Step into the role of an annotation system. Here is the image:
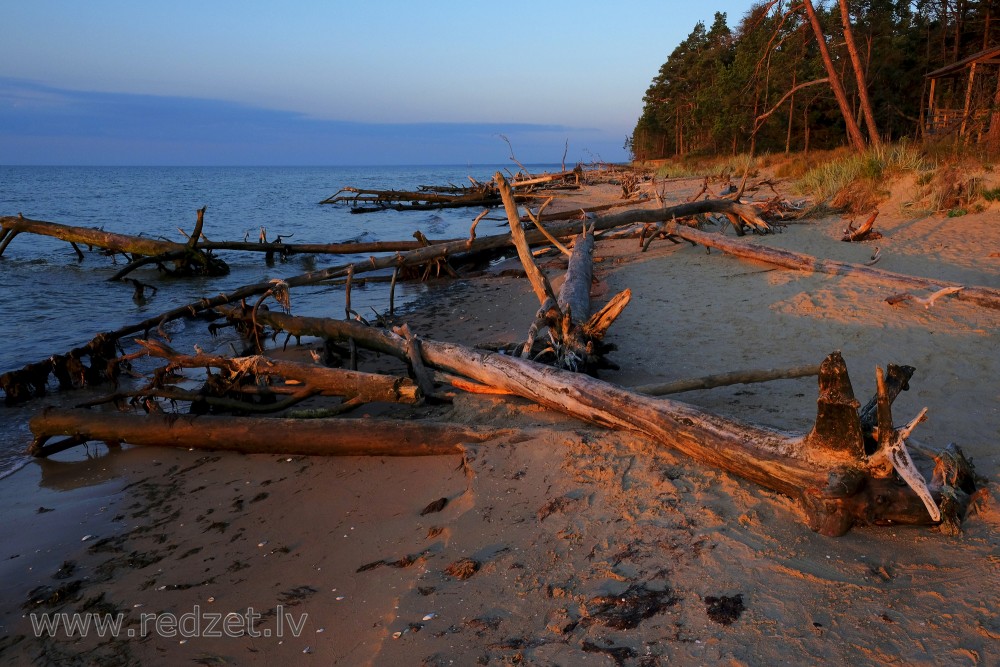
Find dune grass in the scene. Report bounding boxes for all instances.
[638,142,995,216]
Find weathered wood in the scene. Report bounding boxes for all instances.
[110,239,436,281]
[667,223,1000,310]
[558,224,595,322]
[234,310,968,535]
[393,324,436,397]
[841,210,881,242]
[521,199,638,223]
[523,199,571,256]
[497,174,557,306]
[803,352,866,463]
[139,339,422,406]
[0,214,188,258]
[632,364,821,396]
[497,173,628,372]
[0,198,808,404]
[887,286,965,308]
[320,184,496,206]
[0,212,229,277]
[858,363,915,451]
[510,169,581,188]
[29,409,509,458]
[187,206,207,249]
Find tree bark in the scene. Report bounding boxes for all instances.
[2,198,769,404]
[29,409,509,458]
[139,339,422,406]
[558,225,595,322]
[837,0,880,144]
[229,309,973,536]
[802,0,868,149]
[632,364,821,396]
[667,223,1000,310]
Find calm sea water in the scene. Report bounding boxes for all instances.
[0,164,557,480]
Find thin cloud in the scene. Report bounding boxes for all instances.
[0,79,622,165]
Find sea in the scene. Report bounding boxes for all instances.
[0,164,560,481]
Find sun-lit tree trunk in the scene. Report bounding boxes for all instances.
[786,68,797,154]
[837,0,880,144]
[803,0,867,150]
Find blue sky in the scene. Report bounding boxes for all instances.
[1,1,752,165]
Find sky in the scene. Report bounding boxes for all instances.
[0,1,753,166]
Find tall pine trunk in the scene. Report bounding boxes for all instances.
[838,0,880,144]
[803,0,867,150]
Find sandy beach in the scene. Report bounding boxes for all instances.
[1,172,998,666]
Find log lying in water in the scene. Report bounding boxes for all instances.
[1,197,771,405]
[0,211,444,280]
[0,213,186,258]
[0,209,230,277]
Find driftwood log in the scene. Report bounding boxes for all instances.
[29,410,511,459]
[0,212,445,280]
[1,209,229,277]
[666,223,1000,310]
[842,210,881,242]
[198,310,977,536]
[320,184,504,213]
[497,173,631,372]
[632,364,822,396]
[126,339,422,414]
[0,214,188,258]
[1,198,769,405]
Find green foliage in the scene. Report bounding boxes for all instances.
[631,1,999,160]
[798,143,928,199]
[980,187,1000,202]
[796,142,931,212]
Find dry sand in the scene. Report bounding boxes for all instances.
[1,174,998,666]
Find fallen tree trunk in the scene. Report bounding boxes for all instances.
[558,224,595,321]
[29,409,509,458]
[667,223,1000,310]
[110,238,443,280]
[632,364,822,396]
[0,212,230,277]
[137,339,421,409]
[1,212,446,280]
[320,185,496,205]
[0,198,774,404]
[510,169,581,188]
[229,309,976,536]
[521,199,639,223]
[0,214,185,258]
[497,174,630,371]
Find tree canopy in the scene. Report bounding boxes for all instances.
[630,0,1000,159]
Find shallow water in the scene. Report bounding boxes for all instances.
[0,164,553,479]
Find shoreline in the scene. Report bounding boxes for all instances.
[2,174,999,665]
